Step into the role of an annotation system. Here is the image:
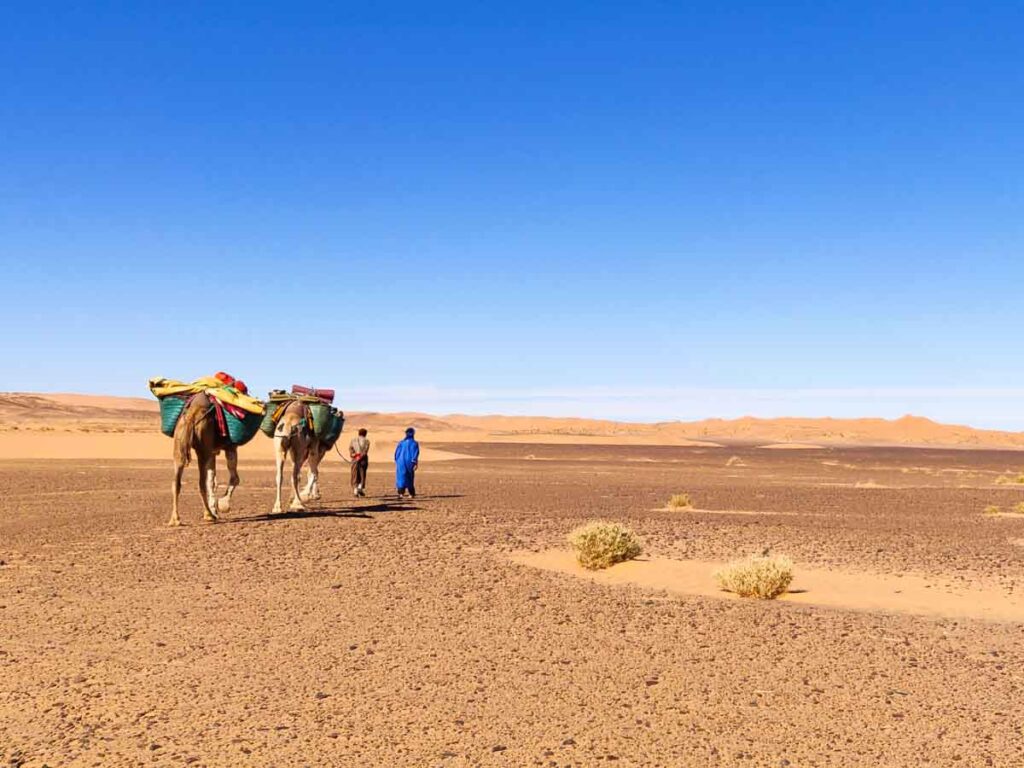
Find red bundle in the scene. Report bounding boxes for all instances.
[291,385,335,404]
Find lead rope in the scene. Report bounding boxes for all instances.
[333,442,352,463]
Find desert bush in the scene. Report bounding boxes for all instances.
[568,522,643,570]
[1013,502,1024,514]
[995,474,1024,485]
[984,505,1002,515]
[714,554,794,599]
[667,493,694,510]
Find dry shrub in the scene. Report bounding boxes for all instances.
[714,554,794,599]
[984,505,1002,515]
[995,474,1024,485]
[726,456,745,467]
[667,493,694,509]
[568,522,643,570]
[1014,502,1024,514]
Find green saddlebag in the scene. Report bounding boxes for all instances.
[158,395,189,437]
[308,403,333,441]
[259,392,296,437]
[320,409,345,449]
[225,409,263,446]
[259,406,280,437]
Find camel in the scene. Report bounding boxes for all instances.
[170,393,241,526]
[272,400,327,514]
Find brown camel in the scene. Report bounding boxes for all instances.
[272,400,325,514]
[170,393,240,526]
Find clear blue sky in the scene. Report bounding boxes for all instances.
[3,2,1023,427]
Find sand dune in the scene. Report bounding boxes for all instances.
[1,392,1023,451]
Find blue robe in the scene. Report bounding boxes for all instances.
[394,436,420,488]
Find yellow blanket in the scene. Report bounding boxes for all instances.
[148,377,265,415]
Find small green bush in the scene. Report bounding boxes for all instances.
[714,554,794,599]
[568,522,643,570]
[667,493,694,510]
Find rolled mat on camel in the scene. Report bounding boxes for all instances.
[259,385,345,448]
[148,374,266,446]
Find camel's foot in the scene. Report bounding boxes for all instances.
[272,502,283,515]
[216,496,231,514]
[203,509,219,523]
[168,516,182,527]
[288,499,306,512]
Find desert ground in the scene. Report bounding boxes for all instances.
[3,397,1024,766]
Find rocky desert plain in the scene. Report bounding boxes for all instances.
[2,393,1024,767]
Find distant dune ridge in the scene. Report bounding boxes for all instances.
[1,392,1023,451]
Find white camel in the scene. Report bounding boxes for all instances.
[271,400,327,513]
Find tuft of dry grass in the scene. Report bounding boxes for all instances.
[1014,502,1024,514]
[667,493,694,510]
[983,504,1002,515]
[714,553,794,599]
[994,474,1024,485]
[568,522,643,570]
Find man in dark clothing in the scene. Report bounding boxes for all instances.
[349,428,370,497]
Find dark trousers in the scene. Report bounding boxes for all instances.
[350,457,368,488]
[397,472,415,497]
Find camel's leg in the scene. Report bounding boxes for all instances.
[288,443,307,511]
[169,461,185,526]
[207,457,219,513]
[301,444,323,501]
[218,447,240,514]
[272,435,287,514]
[199,454,218,522]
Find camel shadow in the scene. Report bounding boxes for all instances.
[224,508,376,524]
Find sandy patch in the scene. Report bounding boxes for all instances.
[761,443,822,450]
[512,550,1024,623]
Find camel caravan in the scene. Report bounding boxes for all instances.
[148,374,344,525]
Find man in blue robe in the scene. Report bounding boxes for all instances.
[394,427,420,498]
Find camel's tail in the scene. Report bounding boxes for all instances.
[173,404,200,467]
